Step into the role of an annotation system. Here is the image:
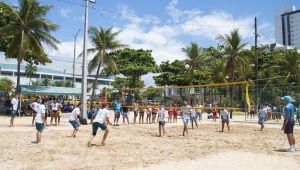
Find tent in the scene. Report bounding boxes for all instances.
[18,85,81,117]
[20,85,81,95]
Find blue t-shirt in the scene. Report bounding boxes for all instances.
[114,102,121,112]
[284,102,294,121]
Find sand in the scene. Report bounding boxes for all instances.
[0,112,299,170]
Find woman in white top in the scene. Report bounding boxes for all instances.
[220,107,230,132]
[31,97,40,126]
[50,98,59,126]
[87,102,112,147]
[10,94,20,127]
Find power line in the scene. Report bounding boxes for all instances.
[55,0,253,28]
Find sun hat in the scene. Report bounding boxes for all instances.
[280,96,296,102]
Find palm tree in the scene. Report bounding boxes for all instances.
[42,78,50,86]
[25,62,37,85]
[182,42,208,104]
[0,0,60,93]
[216,29,247,118]
[85,26,126,109]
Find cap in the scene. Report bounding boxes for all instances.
[281,96,296,102]
[102,102,108,108]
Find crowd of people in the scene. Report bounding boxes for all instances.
[5,93,297,152]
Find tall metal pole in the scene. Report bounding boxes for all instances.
[82,0,89,118]
[73,29,80,88]
[255,17,258,114]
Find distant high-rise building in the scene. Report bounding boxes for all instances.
[275,6,300,50]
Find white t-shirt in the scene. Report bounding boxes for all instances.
[11,98,18,111]
[69,108,80,121]
[51,102,59,111]
[93,108,109,124]
[259,108,267,118]
[36,104,45,123]
[191,109,197,117]
[32,102,40,112]
[157,108,165,121]
[182,105,191,120]
[220,109,229,120]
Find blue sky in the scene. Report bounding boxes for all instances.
[3,0,300,86]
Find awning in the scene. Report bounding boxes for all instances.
[20,85,81,95]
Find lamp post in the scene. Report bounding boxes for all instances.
[82,0,96,118]
[73,29,80,88]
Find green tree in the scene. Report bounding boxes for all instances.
[0,0,60,93]
[24,62,37,85]
[109,48,158,100]
[85,26,126,109]
[141,86,163,100]
[216,29,248,118]
[53,81,64,87]
[182,42,208,86]
[64,80,73,87]
[42,78,50,86]
[0,77,15,93]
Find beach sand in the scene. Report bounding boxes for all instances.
[0,112,299,170]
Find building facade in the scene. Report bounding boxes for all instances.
[0,63,114,98]
[275,6,300,50]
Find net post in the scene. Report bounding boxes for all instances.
[105,88,107,102]
[121,89,124,105]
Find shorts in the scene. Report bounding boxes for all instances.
[11,110,17,118]
[191,116,197,121]
[159,121,165,126]
[284,120,294,134]
[35,123,44,132]
[114,112,120,118]
[69,120,78,129]
[134,111,138,117]
[92,122,107,136]
[123,112,128,119]
[58,111,62,117]
[222,118,229,123]
[183,119,189,125]
[258,116,265,124]
[146,111,151,114]
[52,110,57,116]
[152,112,157,115]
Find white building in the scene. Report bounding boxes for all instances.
[275,5,300,50]
[0,63,115,98]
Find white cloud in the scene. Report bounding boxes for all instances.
[60,8,72,18]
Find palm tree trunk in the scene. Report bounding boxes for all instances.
[230,66,234,119]
[16,31,24,94]
[90,62,101,110]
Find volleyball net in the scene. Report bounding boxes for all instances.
[120,81,251,110]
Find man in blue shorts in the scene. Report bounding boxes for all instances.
[281,96,297,152]
[181,101,191,136]
[258,104,267,131]
[113,99,121,126]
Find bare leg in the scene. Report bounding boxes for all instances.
[159,125,161,136]
[32,113,36,126]
[87,134,95,147]
[72,128,78,137]
[102,129,109,145]
[37,132,42,144]
[226,121,230,131]
[10,117,14,127]
[162,126,165,136]
[191,120,194,129]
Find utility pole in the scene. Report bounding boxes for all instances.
[82,0,96,118]
[73,29,80,88]
[255,17,258,114]
[82,0,89,118]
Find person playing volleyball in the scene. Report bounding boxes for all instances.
[182,101,192,136]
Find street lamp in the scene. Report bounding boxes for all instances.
[82,0,96,118]
[73,29,81,88]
